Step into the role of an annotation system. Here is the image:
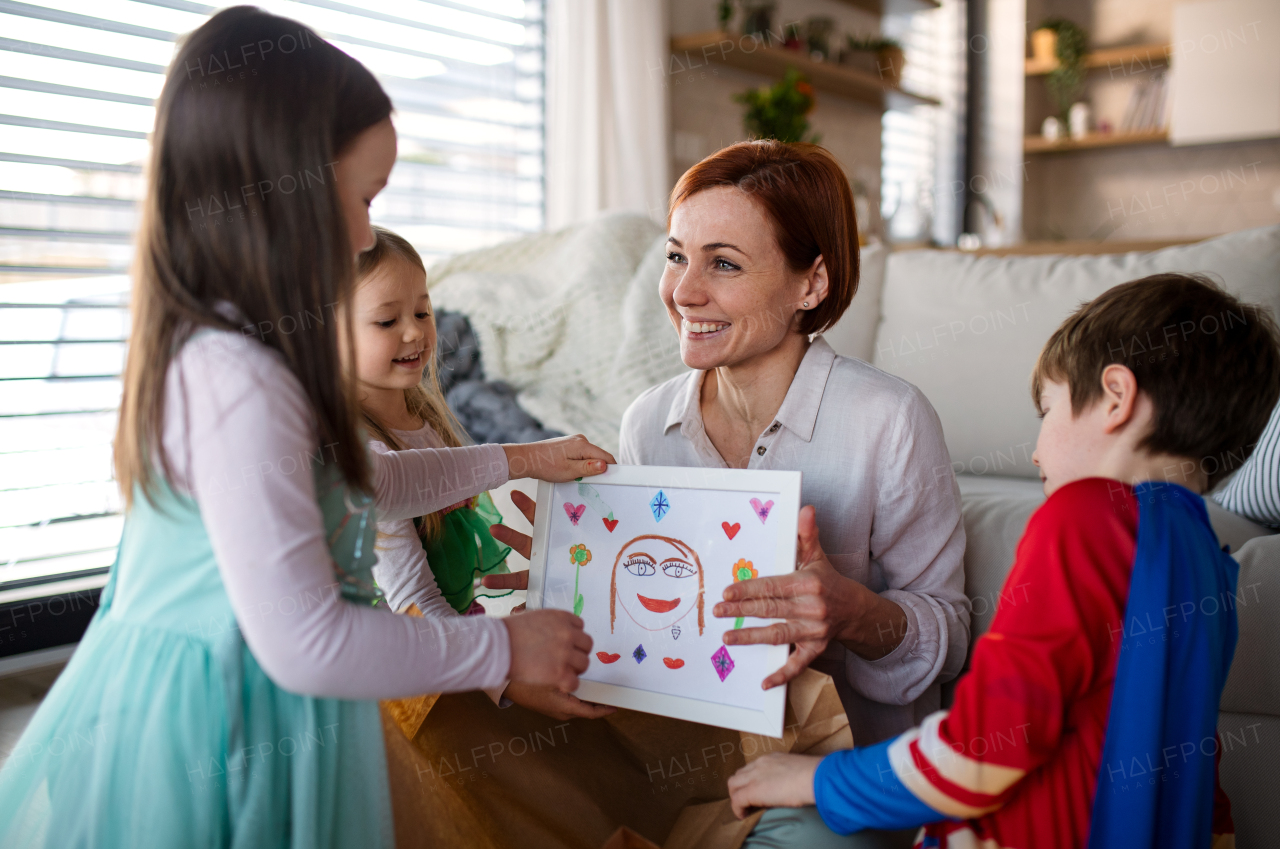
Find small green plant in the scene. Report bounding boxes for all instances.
[733,67,820,144]
[717,0,733,31]
[1040,18,1088,122]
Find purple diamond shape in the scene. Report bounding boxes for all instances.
[710,645,735,682]
[633,644,647,663]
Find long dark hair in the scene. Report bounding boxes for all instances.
[116,6,392,505]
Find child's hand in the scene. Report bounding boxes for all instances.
[503,608,593,693]
[503,680,616,721]
[727,753,822,819]
[502,435,616,482]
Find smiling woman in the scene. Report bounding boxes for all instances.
[619,140,971,755]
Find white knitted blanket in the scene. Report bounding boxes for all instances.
[427,213,687,454]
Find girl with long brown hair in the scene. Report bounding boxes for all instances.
[0,8,610,846]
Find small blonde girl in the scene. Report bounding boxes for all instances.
[351,227,510,617]
[350,226,616,721]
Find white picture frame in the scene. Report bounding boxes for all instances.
[525,464,802,737]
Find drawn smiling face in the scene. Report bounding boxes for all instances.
[610,535,704,635]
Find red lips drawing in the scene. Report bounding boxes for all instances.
[662,658,684,669]
[596,652,621,664]
[637,594,680,613]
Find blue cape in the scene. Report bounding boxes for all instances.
[1087,481,1238,848]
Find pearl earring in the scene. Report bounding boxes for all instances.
[802,301,809,308]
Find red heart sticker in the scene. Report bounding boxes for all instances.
[663,658,685,669]
[603,517,619,532]
[596,652,621,664]
[722,521,740,540]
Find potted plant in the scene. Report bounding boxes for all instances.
[717,0,734,32]
[805,16,836,61]
[782,21,803,51]
[842,35,905,86]
[1038,18,1088,123]
[739,0,776,38]
[733,67,820,143]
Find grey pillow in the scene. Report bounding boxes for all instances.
[434,308,563,445]
[1213,403,1280,528]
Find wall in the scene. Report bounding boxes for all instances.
[665,0,886,233]
[1021,0,1280,241]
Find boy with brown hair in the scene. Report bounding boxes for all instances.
[728,273,1280,848]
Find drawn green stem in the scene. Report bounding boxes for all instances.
[573,563,584,616]
[734,616,744,630]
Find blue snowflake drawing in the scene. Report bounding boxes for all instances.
[649,490,670,522]
[633,644,647,663]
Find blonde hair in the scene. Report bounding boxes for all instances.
[356,226,468,539]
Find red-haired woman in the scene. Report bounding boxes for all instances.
[617,140,968,843]
[482,141,965,847]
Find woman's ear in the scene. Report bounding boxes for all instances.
[800,255,830,311]
[1099,363,1139,434]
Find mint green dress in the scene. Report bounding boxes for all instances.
[0,465,393,848]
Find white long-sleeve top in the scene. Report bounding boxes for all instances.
[367,424,470,618]
[619,336,971,745]
[160,329,512,700]
[368,424,511,706]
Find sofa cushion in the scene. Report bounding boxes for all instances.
[1222,534,1280,718]
[1218,711,1280,849]
[873,225,1280,480]
[1219,534,1280,848]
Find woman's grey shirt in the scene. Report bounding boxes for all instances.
[618,336,970,744]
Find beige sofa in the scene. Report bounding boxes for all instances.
[433,217,1280,844]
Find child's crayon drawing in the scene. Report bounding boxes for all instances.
[543,480,787,710]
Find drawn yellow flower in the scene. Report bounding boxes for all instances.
[732,559,757,582]
[570,544,592,566]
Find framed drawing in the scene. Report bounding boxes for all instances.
[525,464,802,737]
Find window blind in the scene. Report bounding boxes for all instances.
[880,0,965,246]
[0,0,546,603]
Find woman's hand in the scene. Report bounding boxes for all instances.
[713,506,908,689]
[503,680,616,721]
[482,489,537,604]
[503,435,616,482]
[727,753,822,819]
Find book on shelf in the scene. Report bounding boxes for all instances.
[1119,72,1168,134]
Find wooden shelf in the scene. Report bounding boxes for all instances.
[1024,129,1168,153]
[670,31,940,110]
[1026,43,1171,76]
[831,0,940,13]
[963,237,1203,257]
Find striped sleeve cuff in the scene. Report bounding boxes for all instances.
[885,711,1024,819]
[813,736,947,835]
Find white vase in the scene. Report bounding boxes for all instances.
[1069,102,1091,139]
[1041,116,1061,141]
